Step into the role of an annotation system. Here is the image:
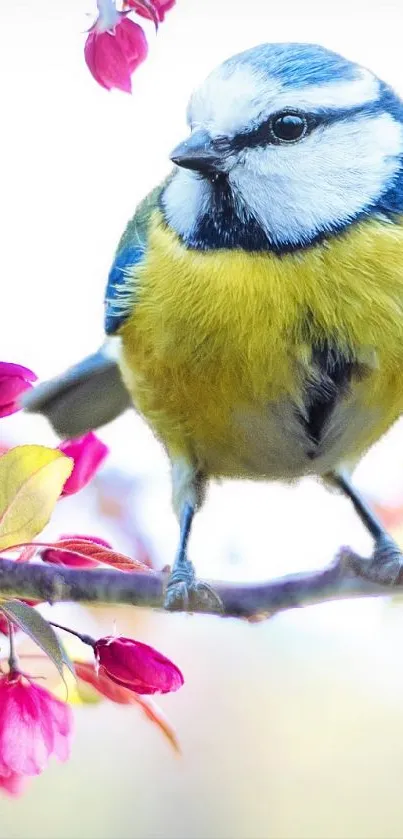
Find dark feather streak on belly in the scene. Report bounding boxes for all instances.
[300,342,359,457]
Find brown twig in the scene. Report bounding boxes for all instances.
[0,548,396,619]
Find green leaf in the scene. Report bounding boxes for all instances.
[0,599,75,680]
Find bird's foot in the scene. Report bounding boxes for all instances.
[349,534,403,585]
[164,560,223,613]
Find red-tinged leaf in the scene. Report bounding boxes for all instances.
[125,0,159,28]
[74,661,134,703]
[42,539,149,572]
[133,693,181,755]
[74,662,180,753]
[16,545,38,562]
[141,0,159,29]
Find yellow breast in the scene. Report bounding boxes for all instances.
[119,211,403,478]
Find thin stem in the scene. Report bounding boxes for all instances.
[8,623,19,672]
[49,621,95,648]
[96,0,120,30]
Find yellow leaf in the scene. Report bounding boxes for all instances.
[0,445,73,550]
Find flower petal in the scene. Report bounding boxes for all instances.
[84,31,112,90]
[0,771,29,797]
[0,363,37,417]
[59,432,108,496]
[0,681,50,775]
[0,676,73,778]
[85,29,132,93]
[114,18,148,74]
[0,363,37,382]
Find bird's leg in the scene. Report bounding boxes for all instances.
[164,502,198,608]
[164,460,222,612]
[332,470,403,585]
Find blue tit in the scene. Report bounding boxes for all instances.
[25,42,403,608]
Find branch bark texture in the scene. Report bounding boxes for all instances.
[0,549,396,619]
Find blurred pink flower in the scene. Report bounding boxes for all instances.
[0,771,29,797]
[95,635,184,695]
[0,362,37,418]
[125,0,175,23]
[59,432,108,496]
[85,0,148,93]
[41,534,112,568]
[0,673,73,778]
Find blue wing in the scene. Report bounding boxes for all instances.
[104,243,145,335]
[104,181,167,336]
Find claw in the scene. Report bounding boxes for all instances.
[189,581,223,613]
[164,565,223,613]
[349,534,403,585]
[164,580,191,611]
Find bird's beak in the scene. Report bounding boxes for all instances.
[170,129,224,176]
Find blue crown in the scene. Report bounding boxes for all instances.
[223,43,360,89]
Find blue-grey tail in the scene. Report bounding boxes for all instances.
[22,342,131,439]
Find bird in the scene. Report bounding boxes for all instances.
[24,41,403,608]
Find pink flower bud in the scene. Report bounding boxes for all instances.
[0,674,73,778]
[85,12,148,93]
[94,636,184,695]
[0,362,37,418]
[125,0,175,23]
[58,432,108,496]
[41,534,112,568]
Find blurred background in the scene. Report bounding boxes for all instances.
[3,0,403,836]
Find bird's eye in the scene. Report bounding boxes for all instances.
[271,112,307,143]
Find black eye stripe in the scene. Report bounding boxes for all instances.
[216,100,382,154]
[227,109,319,151]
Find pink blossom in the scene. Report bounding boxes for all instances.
[0,771,29,797]
[125,0,175,23]
[94,635,184,695]
[58,432,108,496]
[85,0,148,93]
[0,362,37,418]
[41,534,112,568]
[0,674,73,778]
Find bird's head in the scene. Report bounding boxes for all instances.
[161,43,403,253]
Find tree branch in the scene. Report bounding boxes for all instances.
[0,548,397,619]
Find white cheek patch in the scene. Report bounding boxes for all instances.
[162,171,211,239]
[163,114,403,249]
[189,64,379,139]
[230,112,403,246]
